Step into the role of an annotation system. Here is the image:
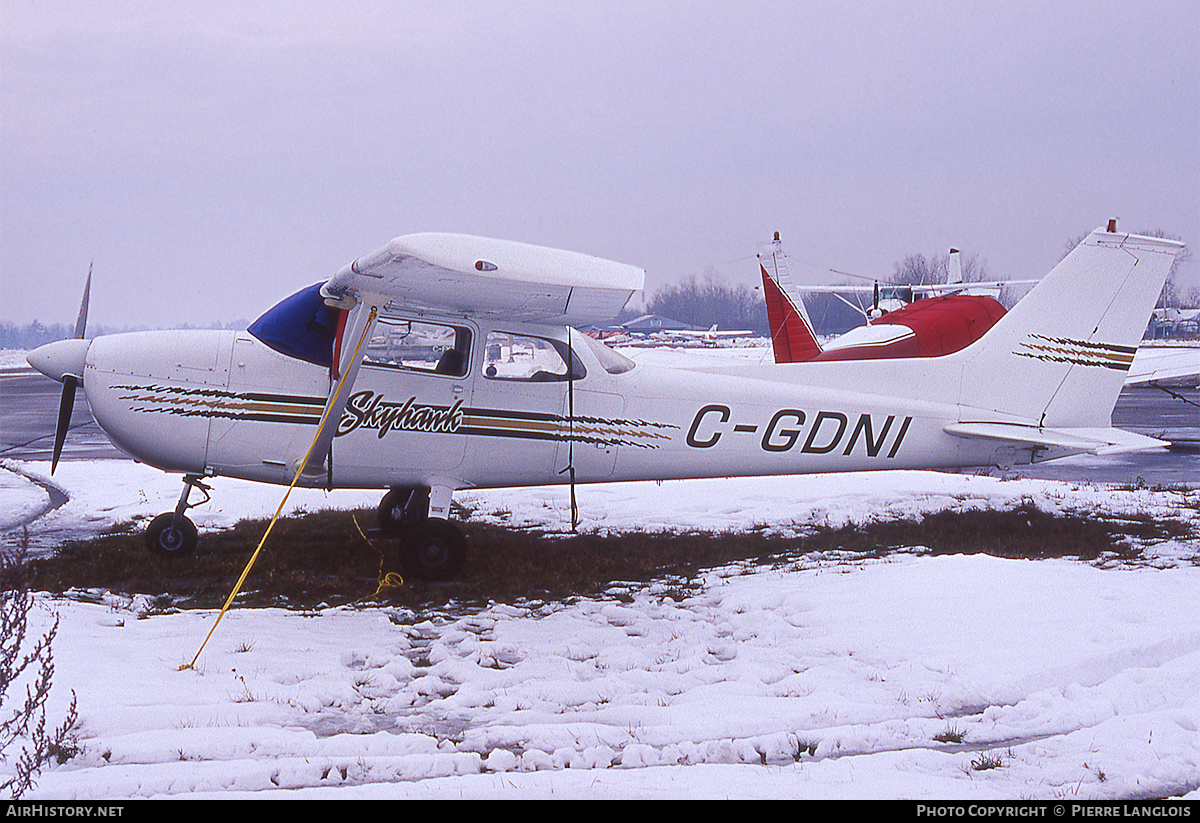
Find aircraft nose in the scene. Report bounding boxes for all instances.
[27,338,91,383]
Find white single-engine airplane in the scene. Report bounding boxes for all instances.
[27,224,1184,579]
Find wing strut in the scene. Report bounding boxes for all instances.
[300,296,382,482]
[557,326,579,532]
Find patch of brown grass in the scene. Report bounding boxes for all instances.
[22,502,1194,611]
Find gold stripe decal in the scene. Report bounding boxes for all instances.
[116,384,679,449]
[115,384,324,423]
[1013,334,1135,371]
[460,413,676,449]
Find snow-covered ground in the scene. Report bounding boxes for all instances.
[2,456,1199,799]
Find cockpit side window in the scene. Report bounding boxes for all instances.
[363,317,472,378]
[247,282,337,367]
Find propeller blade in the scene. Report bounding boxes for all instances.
[51,376,77,474]
[51,268,91,473]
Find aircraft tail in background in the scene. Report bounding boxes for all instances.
[758,232,822,362]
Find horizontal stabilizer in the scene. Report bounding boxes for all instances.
[944,422,1167,456]
[1125,347,1200,387]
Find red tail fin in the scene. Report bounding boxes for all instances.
[760,260,822,362]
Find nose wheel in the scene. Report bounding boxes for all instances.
[145,512,198,558]
[145,475,210,558]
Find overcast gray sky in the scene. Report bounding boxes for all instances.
[2,1,1197,329]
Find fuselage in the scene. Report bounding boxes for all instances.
[73,315,1019,494]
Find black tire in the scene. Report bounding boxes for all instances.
[400,520,466,581]
[378,487,429,533]
[145,512,198,558]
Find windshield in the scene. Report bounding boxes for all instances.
[247,282,337,367]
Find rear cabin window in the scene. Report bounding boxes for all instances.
[483,332,585,381]
[581,334,636,375]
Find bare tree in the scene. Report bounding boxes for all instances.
[647,268,766,332]
[890,254,943,285]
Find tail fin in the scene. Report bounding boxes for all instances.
[758,233,822,362]
[947,248,962,285]
[957,225,1184,429]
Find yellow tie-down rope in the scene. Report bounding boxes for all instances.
[180,306,378,671]
[352,512,405,602]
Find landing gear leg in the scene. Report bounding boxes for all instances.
[145,475,209,558]
[377,486,429,534]
[377,485,467,581]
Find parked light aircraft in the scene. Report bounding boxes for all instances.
[27,224,1184,579]
[758,227,1200,388]
[759,235,1010,362]
[658,324,755,346]
[779,239,1037,321]
[614,324,756,348]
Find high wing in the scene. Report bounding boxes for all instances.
[785,279,1040,297]
[297,233,645,479]
[320,232,644,325]
[779,240,1037,302]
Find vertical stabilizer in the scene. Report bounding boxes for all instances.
[947,248,962,285]
[758,233,823,362]
[957,225,1184,428]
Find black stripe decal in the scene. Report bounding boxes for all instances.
[114,384,326,406]
[1026,335,1137,355]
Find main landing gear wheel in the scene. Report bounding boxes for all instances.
[399,520,467,581]
[145,512,198,558]
[378,487,430,533]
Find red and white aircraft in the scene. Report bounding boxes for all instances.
[759,233,1025,363]
[28,224,1183,578]
[758,227,1199,388]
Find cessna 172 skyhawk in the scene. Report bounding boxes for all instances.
[27,224,1184,579]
